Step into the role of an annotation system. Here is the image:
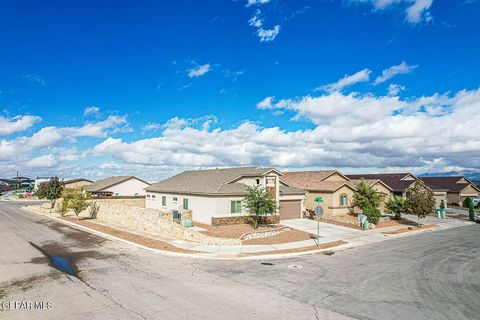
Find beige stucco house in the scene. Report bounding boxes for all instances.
[281,171,393,216]
[85,176,150,197]
[420,176,480,206]
[145,167,306,225]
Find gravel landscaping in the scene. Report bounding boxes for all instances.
[242,229,314,245]
[382,224,437,235]
[62,217,201,253]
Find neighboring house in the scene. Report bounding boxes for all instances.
[34,177,54,190]
[145,167,306,225]
[85,176,150,197]
[346,173,417,197]
[281,171,393,215]
[11,176,34,188]
[420,176,480,206]
[62,178,93,190]
[348,179,393,211]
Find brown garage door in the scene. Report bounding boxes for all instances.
[279,200,301,220]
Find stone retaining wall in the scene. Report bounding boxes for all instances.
[211,214,280,226]
[94,202,240,245]
[90,197,145,208]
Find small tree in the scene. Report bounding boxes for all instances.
[385,196,406,220]
[353,179,385,212]
[243,185,277,229]
[405,180,435,226]
[68,190,90,220]
[463,197,473,208]
[469,201,476,221]
[36,181,49,199]
[46,177,63,209]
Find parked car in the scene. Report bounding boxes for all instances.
[472,198,480,207]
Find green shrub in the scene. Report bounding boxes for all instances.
[57,199,69,217]
[363,207,381,224]
[385,196,406,220]
[469,202,476,221]
[463,197,472,208]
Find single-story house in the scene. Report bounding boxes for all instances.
[420,176,480,206]
[348,179,393,211]
[281,171,392,216]
[145,167,306,225]
[346,173,417,197]
[62,178,93,190]
[85,176,150,197]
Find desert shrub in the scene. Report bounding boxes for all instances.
[463,197,472,208]
[57,199,69,217]
[88,201,99,219]
[363,207,381,224]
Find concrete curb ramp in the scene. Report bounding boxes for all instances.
[23,206,350,260]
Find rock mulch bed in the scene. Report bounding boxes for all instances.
[382,224,437,235]
[242,229,315,245]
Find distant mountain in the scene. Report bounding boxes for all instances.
[419,170,480,185]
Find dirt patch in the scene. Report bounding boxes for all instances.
[376,218,416,228]
[244,240,348,256]
[63,218,201,254]
[382,224,437,235]
[194,222,284,239]
[242,229,314,245]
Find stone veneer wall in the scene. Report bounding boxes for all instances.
[94,202,240,245]
[211,214,280,226]
[90,197,145,208]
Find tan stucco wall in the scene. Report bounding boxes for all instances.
[371,183,392,211]
[460,185,479,197]
[305,185,355,216]
[323,173,348,182]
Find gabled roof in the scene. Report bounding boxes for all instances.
[279,185,306,195]
[281,170,348,189]
[420,176,480,193]
[62,178,93,185]
[146,167,280,195]
[345,173,416,193]
[349,179,393,191]
[85,176,150,192]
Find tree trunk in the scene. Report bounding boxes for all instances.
[417,215,420,226]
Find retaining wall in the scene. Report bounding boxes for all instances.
[94,201,240,245]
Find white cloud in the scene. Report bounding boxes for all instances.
[84,106,101,117]
[257,96,275,109]
[406,0,433,23]
[317,69,371,92]
[0,115,41,136]
[90,87,480,175]
[22,74,47,86]
[388,83,406,96]
[247,8,281,42]
[26,154,56,168]
[246,0,270,7]
[188,64,211,78]
[257,25,281,42]
[374,61,417,84]
[348,0,434,24]
[141,122,162,132]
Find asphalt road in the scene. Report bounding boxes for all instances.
[1,202,479,320]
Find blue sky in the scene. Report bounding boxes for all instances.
[1,0,479,180]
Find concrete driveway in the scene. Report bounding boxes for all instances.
[281,218,362,237]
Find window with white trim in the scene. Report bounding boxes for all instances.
[231,201,242,214]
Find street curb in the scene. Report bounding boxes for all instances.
[21,206,349,260]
